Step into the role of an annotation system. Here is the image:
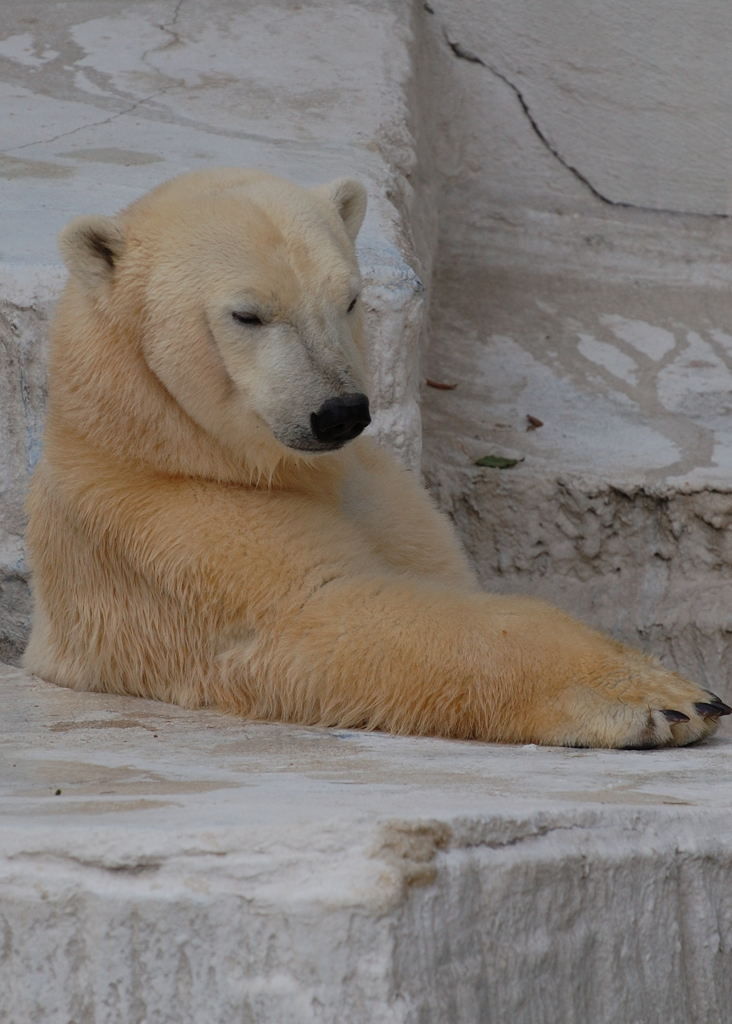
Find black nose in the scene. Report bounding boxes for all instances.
[311,393,371,445]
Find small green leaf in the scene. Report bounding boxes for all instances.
[474,455,519,469]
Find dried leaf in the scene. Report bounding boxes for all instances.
[474,455,519,469]
[526,414,543,430]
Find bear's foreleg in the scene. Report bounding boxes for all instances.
[218,579,724,748]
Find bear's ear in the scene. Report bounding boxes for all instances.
[58,215,126,290]
[312,178,367,243]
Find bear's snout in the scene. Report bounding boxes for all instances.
[310,394,371,446]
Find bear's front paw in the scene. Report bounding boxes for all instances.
[616,687,730,748]
[536,661,731,749]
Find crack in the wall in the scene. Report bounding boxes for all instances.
[170,0,187,26]
[444,33,730,221]
[1,0,351,160]
[6,91,174,153]
[5,0,188,156]
[153,0,188,52]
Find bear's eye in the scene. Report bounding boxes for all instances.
[347,295,359,313]
[232,311,263,326]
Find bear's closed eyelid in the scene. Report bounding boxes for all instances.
[347,295,359,313]
[232,310,265,326]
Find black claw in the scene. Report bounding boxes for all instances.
[705,693,732,715]
[694,701,732,719]
[711,702,732,716]
[661,709,690,725]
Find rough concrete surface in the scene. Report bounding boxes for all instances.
[3,662,732,1024]
[429,0,732,217]
[421,263,732,691]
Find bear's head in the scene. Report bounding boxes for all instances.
[53,169,371,483]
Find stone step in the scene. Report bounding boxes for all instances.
[422,260,732,696]
[414,0,732,695]
[3,662,732,1024]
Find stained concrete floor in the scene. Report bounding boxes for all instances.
[3,662,732,1023]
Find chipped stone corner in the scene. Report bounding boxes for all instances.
[373,818,452,889]
[358,237,427,472]
[0,277,59,665]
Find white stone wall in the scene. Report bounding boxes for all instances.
[422,0,732,217]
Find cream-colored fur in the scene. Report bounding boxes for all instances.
[24,168,728,747]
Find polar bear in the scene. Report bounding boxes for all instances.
[23,168,729,747]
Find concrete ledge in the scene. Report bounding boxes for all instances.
[421,257,732,695]
[2,663,732,1023]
